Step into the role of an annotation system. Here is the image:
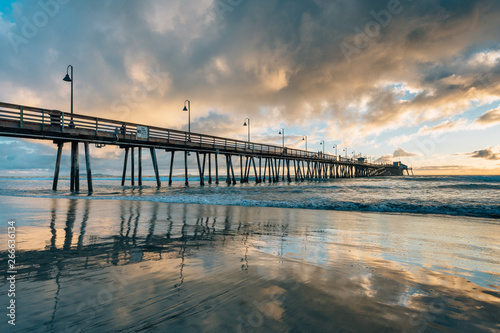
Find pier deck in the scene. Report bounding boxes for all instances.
[0,101,411,192]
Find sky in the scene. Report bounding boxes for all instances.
[0,0,499,176]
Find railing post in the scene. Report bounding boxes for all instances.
[167,129,170,143]
[20,106,24,128]
[41,109,45,131]
[95,118,98,135]
[61,113,64,132]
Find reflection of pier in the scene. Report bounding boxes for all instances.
[0,102,408,193]
[0,200,286,282]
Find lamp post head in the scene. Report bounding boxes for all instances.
[63,74,72,82]
[182,106,188,112]
[243,122,247,126]
[278,130,282,135]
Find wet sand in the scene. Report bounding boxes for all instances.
[0,197,499,332]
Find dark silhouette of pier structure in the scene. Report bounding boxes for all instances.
[0,101,411,192]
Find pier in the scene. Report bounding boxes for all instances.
[0,101,411,192]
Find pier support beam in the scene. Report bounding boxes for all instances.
[52,142,64,191]
[230,155,236,185]
[262,158,268,183]
[251,157,258,183]
[240,155,243,183]
[208,153,212,184]
[131,147,135,186]
[150,148,161,187]
[138,147,142,186]
[196,152,205,186]
[184,151,189,187]
[121,147,129,186]
[84,143,93,193]
[225,155,231,185]
[259,157,262,183]
[215,153,219,185]
[70,141,79,192]
[287,159,291,182]
[168,151,175,186]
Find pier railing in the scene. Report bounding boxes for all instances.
[0,101,385,167]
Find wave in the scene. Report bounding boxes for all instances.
[2,191,499,219]
[405,175,500,183]
[435,184,500,190]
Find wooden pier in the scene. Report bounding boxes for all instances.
[0,101,411,192]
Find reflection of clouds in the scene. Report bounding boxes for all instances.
[0,198,499,332]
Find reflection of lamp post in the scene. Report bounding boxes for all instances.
[182,100,191,134]
[63,65,74,127]
[278,128,285,147]
[243,118,250,142]
[302,136,308,151]
[320,140,325,155]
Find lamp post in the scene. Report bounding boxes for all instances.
[352,150,355,159]
[343,148,347,159]
[333,144,338,156]
[182,100,191,135]
[278,128,285,147]
[63,65,74,127]
[302,136,308,151]
[319,140,325,155]
[243,118,250,142]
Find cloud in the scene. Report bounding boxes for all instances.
[475,107,500,124]
[388,108,500,146]
[468,147,500,160]
[375,154,393,163]
[0,0,499,137]
[1,0,500,173]
[393,148,418,158]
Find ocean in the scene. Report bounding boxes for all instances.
[0,175,499,218]
[0,175,499,332]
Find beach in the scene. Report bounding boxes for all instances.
[1,196,499,332]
